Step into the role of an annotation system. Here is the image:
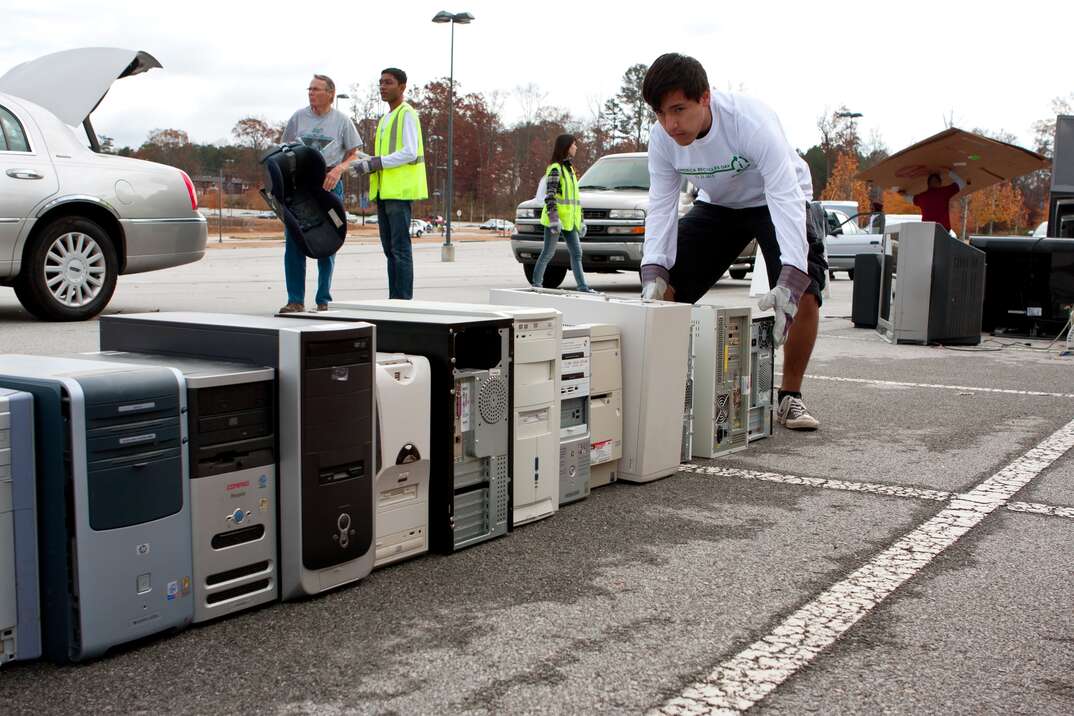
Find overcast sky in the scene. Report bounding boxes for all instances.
[2,0,1069,154]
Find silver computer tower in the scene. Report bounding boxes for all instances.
[375,353,431,567]
[84,353,278,623]
[559,325,591,505]
[692,305,752,458]
[1,389,40,665]
[99,313,376,600]
[0,356,194,662]
[682,318,699,463]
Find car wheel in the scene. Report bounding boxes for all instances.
[16,217,118,321]
[729,269,748,280]
[522,263,566,288]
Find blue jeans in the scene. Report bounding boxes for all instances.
[377,199,413,299]
[532,226,589,289]
[283,180,342,306]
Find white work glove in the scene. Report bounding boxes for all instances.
[579,221,588,239]
[548,217,562,238]
[758,265,811,347]
[640,264,670,302]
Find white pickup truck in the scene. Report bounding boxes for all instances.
[510,151,756,287]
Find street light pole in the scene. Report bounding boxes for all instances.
[433,10,474,263]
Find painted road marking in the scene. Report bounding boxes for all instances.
[1006,501,1074,520]
[661,418,1074,715]
[679,464,951,502]
[681,465,1074,521]
[788,373,1074,400]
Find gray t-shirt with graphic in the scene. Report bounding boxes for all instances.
[282,107,361,168]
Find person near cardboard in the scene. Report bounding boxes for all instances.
[900,171,967,231]
[638,53,826,431]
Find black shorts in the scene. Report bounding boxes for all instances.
[668,201,828,305]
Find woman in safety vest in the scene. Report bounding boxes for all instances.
[531,134,594,291]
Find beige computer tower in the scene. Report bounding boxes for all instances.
[336,300,561,527]
[568,323,621,489]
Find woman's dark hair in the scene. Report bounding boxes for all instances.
[550,134,576,165]
[642,53,709,112]
[381,67,407,85]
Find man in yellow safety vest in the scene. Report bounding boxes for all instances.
[354,67,428,299]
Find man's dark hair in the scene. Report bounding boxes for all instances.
[550,134,576,165]
[642,53,709,112]
[382,67,407,85]
[927,172,942,185]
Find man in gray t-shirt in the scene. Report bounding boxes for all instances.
[278,74,361,313]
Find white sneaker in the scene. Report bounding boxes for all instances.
[777,394,820,431]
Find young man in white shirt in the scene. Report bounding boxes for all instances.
[639,53,826,430]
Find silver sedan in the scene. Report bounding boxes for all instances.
[0,48,207,321]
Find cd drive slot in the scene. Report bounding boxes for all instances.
[318,461,365,485]
[211,525,266,550]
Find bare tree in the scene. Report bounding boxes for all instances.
[514,83,548,126]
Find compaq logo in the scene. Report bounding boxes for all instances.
[226,480,251,491]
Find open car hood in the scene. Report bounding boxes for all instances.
[0,48,161,127]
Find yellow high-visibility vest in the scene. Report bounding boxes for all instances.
[540,162,582,231]
[370,102,428,201]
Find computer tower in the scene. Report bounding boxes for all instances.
[85,353,277,623]
[559,325,591,505]
[852,253,882,328]
[490,289,689,484]
[749,317,775,443]
[1,389,39,665]
[691,305,752,458]
[681,320,698,463]
[99,313,375,600]
[583,324,622,489]
[278,309,512,554]
[0,356,193,662]
[970,237,1074,338]
[877,222,986,345]
[374,353,431,567]
[337,299,560,528]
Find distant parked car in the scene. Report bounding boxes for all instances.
[480,218,514,232]
[0,48,207,320]
[409,219,426,237]
[825,212,922,278]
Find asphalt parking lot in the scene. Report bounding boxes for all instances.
[1,239,1072,715]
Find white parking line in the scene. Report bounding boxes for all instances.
[1006,501,1074,520]
[661,418,1074,715]
[795,373,1074,400]
[679,464,951,502]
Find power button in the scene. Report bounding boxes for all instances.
[233,509,245,524]
[337,513,351,531]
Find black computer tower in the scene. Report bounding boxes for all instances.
[99,313,375,600]
[279,309,513,555]
[852,253,882,328]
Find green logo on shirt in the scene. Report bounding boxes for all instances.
[680,155,752,176]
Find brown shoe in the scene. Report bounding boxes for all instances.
[278,302,305,314]
[315,304,329,312]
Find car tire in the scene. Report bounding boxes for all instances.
[729,269,748,280]
[15,217,118,321]
[522,263,566,288]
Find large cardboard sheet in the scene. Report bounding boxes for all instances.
[856,128,1047,197]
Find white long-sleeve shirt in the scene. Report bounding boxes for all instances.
[375,108,421,169]
[644,92,813,273]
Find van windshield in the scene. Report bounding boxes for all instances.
[578,157,651,191]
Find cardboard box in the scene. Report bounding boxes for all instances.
[857,128,1048,197]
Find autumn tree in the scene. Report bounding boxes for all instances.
[816,106,861,178]
[821,151,870,213]
[231,116,278,152]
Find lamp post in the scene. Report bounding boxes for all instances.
[335,93,350,111]
[217,158,234,244]
[432,10,474,263]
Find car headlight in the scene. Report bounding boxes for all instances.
[516,208,540,219]
[608,209,645,219]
